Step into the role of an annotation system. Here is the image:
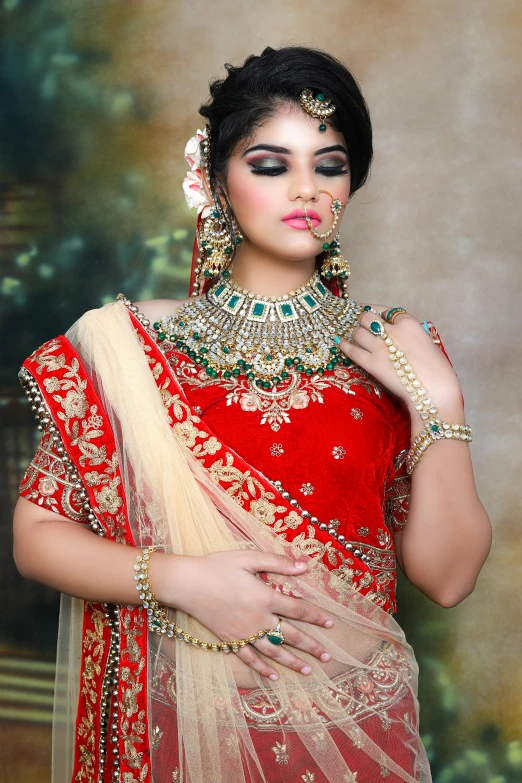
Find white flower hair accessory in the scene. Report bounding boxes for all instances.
[182,127,212,218]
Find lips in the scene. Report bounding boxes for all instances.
[282,208,321,230]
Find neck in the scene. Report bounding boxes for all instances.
[229,241,317,297]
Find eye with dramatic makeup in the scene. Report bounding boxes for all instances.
[247,156,349,177]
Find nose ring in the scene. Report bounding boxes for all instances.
[303,190,348,240]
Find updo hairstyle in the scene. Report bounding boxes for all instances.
[198,45,373,201]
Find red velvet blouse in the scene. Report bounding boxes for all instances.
[19,319,451,615]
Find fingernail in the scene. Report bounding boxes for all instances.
[333,335,341,345]
[294,561,306,570]
[320,652,331,662]
[324,619,333,628]
[269,673,278,680]
[301,665,312,675]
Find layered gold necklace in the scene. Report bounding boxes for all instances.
[154,269,364,389]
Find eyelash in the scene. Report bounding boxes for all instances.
[248,164,348,178]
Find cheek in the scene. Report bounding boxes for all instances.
[227,169,277,222]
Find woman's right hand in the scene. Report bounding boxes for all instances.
[153,550,333,681]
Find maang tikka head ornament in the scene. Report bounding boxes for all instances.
[299,88,337,132]
[183,124,243,295]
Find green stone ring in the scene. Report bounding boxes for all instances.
[369,319,386,337]
[265,618,285,645]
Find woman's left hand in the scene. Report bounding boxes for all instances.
[336,305,462,412]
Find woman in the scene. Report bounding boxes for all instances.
[13,46,492,783]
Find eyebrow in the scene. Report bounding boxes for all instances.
[241,143,348,157]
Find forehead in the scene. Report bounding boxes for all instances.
[237,102,346,154]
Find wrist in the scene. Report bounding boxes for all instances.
[148,552,195,612]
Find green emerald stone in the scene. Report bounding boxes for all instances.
[297,364,304,372]
[316,282,326,295]
[252,302,265,317]
[326,362,334,370]
[266,354,272,361]
[247,372,255,381]
[266,632,284,645]
[232,368,241,376]
[284,358,293,367]
[363,305,371,312]
[227,295,240,309]
[224,247,232,255]
[235,236,243,245]
[212,209,220,218]
[322,242,329,250]
[214,283,226,297]
[281,371,289,379]
[281,303,293,317]
[370,321,381,333]
[431,424,439,432]
[329,346,337,354]
[158,332,166,341]
[223,269,231,279]
[223,370,232,378]
[316,92,325,101]
[223,345,230,354]
[304,294,317,308]
[319,123,327,132]
[153,322,160,330]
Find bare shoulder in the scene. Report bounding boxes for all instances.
[134,298,192,324]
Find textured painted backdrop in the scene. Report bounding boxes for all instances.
[1,0,520,780]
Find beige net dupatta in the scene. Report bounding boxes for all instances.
[63,301,432,783]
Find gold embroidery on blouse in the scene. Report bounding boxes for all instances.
[172,360,383,431]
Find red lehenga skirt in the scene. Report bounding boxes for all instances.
[18,298,436,783]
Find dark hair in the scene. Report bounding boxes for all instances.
[199,45,373,198]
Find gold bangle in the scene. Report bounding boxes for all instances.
[134,548,269,653]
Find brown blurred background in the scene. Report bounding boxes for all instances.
[1,1,520,780]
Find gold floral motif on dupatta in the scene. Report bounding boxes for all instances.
[75,605,110,782]
[119,609,149,779]
[172,359,384,431]
[150,641,409,734]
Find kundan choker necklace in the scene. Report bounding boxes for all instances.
[154,269,364,390]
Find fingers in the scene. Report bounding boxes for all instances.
[236,643,280,681]
[245,551,308,576]
[250,619,331,676]
[272,593,334,629]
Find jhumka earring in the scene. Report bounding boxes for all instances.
[194,123,243,283]
[303,191,351,297]
[299,88,336,132]
[197,209,243,281]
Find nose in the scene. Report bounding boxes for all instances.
[287,162,320,204]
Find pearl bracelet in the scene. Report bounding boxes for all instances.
[134,547,267,653]
[406,418,473,475]
[367,317,473,475]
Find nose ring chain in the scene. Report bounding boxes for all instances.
[303,190,347,240]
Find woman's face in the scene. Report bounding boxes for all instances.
[222,103,351,262]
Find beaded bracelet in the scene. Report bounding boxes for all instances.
[406,419,473,475]
[134,547,268,653]
[367,318,473,475]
